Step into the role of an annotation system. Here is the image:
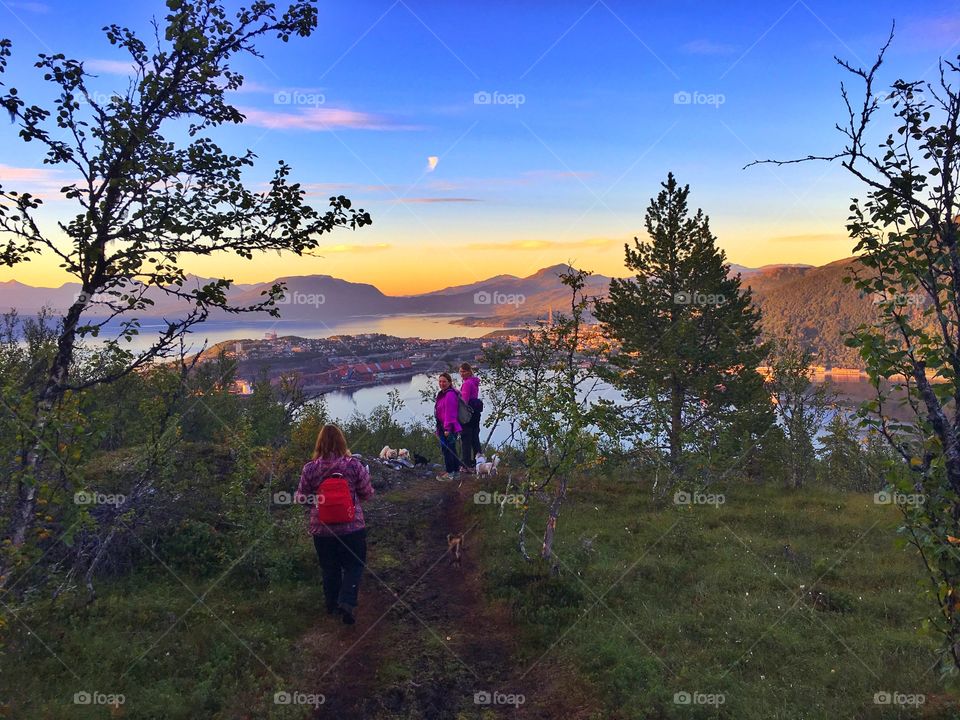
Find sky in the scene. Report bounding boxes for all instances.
[0,0,958,294]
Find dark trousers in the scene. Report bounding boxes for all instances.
[461,414,482,466]
[439,431,461,473]
[312,528,367,612]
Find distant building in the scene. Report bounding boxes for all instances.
[229,379,253,395]
[299,359,414,387]
[337,359,413,381]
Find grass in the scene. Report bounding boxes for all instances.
[4,473,957,718]
[0,479,469,719]
[466,476,958,719]
[0,544,323,720]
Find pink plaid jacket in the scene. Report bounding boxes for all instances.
[294,455,374,536]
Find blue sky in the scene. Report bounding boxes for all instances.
[0,0,957,292]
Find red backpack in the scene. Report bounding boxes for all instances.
[315,473,356,524]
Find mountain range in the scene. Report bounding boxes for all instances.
[0,265,612,322]
[1,258,877,366]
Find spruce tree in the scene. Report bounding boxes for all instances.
[595,173,771,476]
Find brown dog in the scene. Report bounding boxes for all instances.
[447,533,464,567]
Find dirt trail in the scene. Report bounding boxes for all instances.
[295,474,599,719]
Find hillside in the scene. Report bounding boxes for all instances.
[0,265,615,322]
[1,258,899,367]
[454,258,888,367]
[743,258,877,367]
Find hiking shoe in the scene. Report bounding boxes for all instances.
[339,607,356,625]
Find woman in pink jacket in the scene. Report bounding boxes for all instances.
[294,424,374,625]
[459,362,482,470]
[434,372,462,481]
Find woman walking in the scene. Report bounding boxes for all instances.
[459,363,483,471]
[295,424,374,625]
[434,372,462,481]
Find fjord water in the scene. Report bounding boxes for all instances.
[90,314,501,352]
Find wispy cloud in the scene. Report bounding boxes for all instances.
[300,182,404,196]
[768,232,847,243]
[680,39,738,55]
[312,242,391,254]
[292,169,594,202]
[7,1,49,13]
[0,164,77,200]
[392,197,481,204]
[466,237,616,251]
[299,185,481,203]
[425,169,596,193]
[901,16,960,48]
[238,106,421,131]
[292,170,595,199]
[0,164,57,182]
[520,169,597,182]
[84,58,137,75]
[236,80,281,93]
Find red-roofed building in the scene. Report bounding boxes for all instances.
[336,359,412,380]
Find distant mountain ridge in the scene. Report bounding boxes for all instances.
[741,257,878,367]
[730,263,814,277]
[0,264,613,319]
[1,258,879,366]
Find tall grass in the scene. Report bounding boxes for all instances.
[467,476,955,719]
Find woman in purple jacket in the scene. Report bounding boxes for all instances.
[459,362,482,470]
[434,372,462,481]
[294,424,374,625]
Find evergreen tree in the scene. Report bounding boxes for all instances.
[766,341,833,488]
[818,415,889,492]
[595,173,772,476]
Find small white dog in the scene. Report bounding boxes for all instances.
[476,454,500,478]
[379,446,409,461]
[379,445,398,460]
